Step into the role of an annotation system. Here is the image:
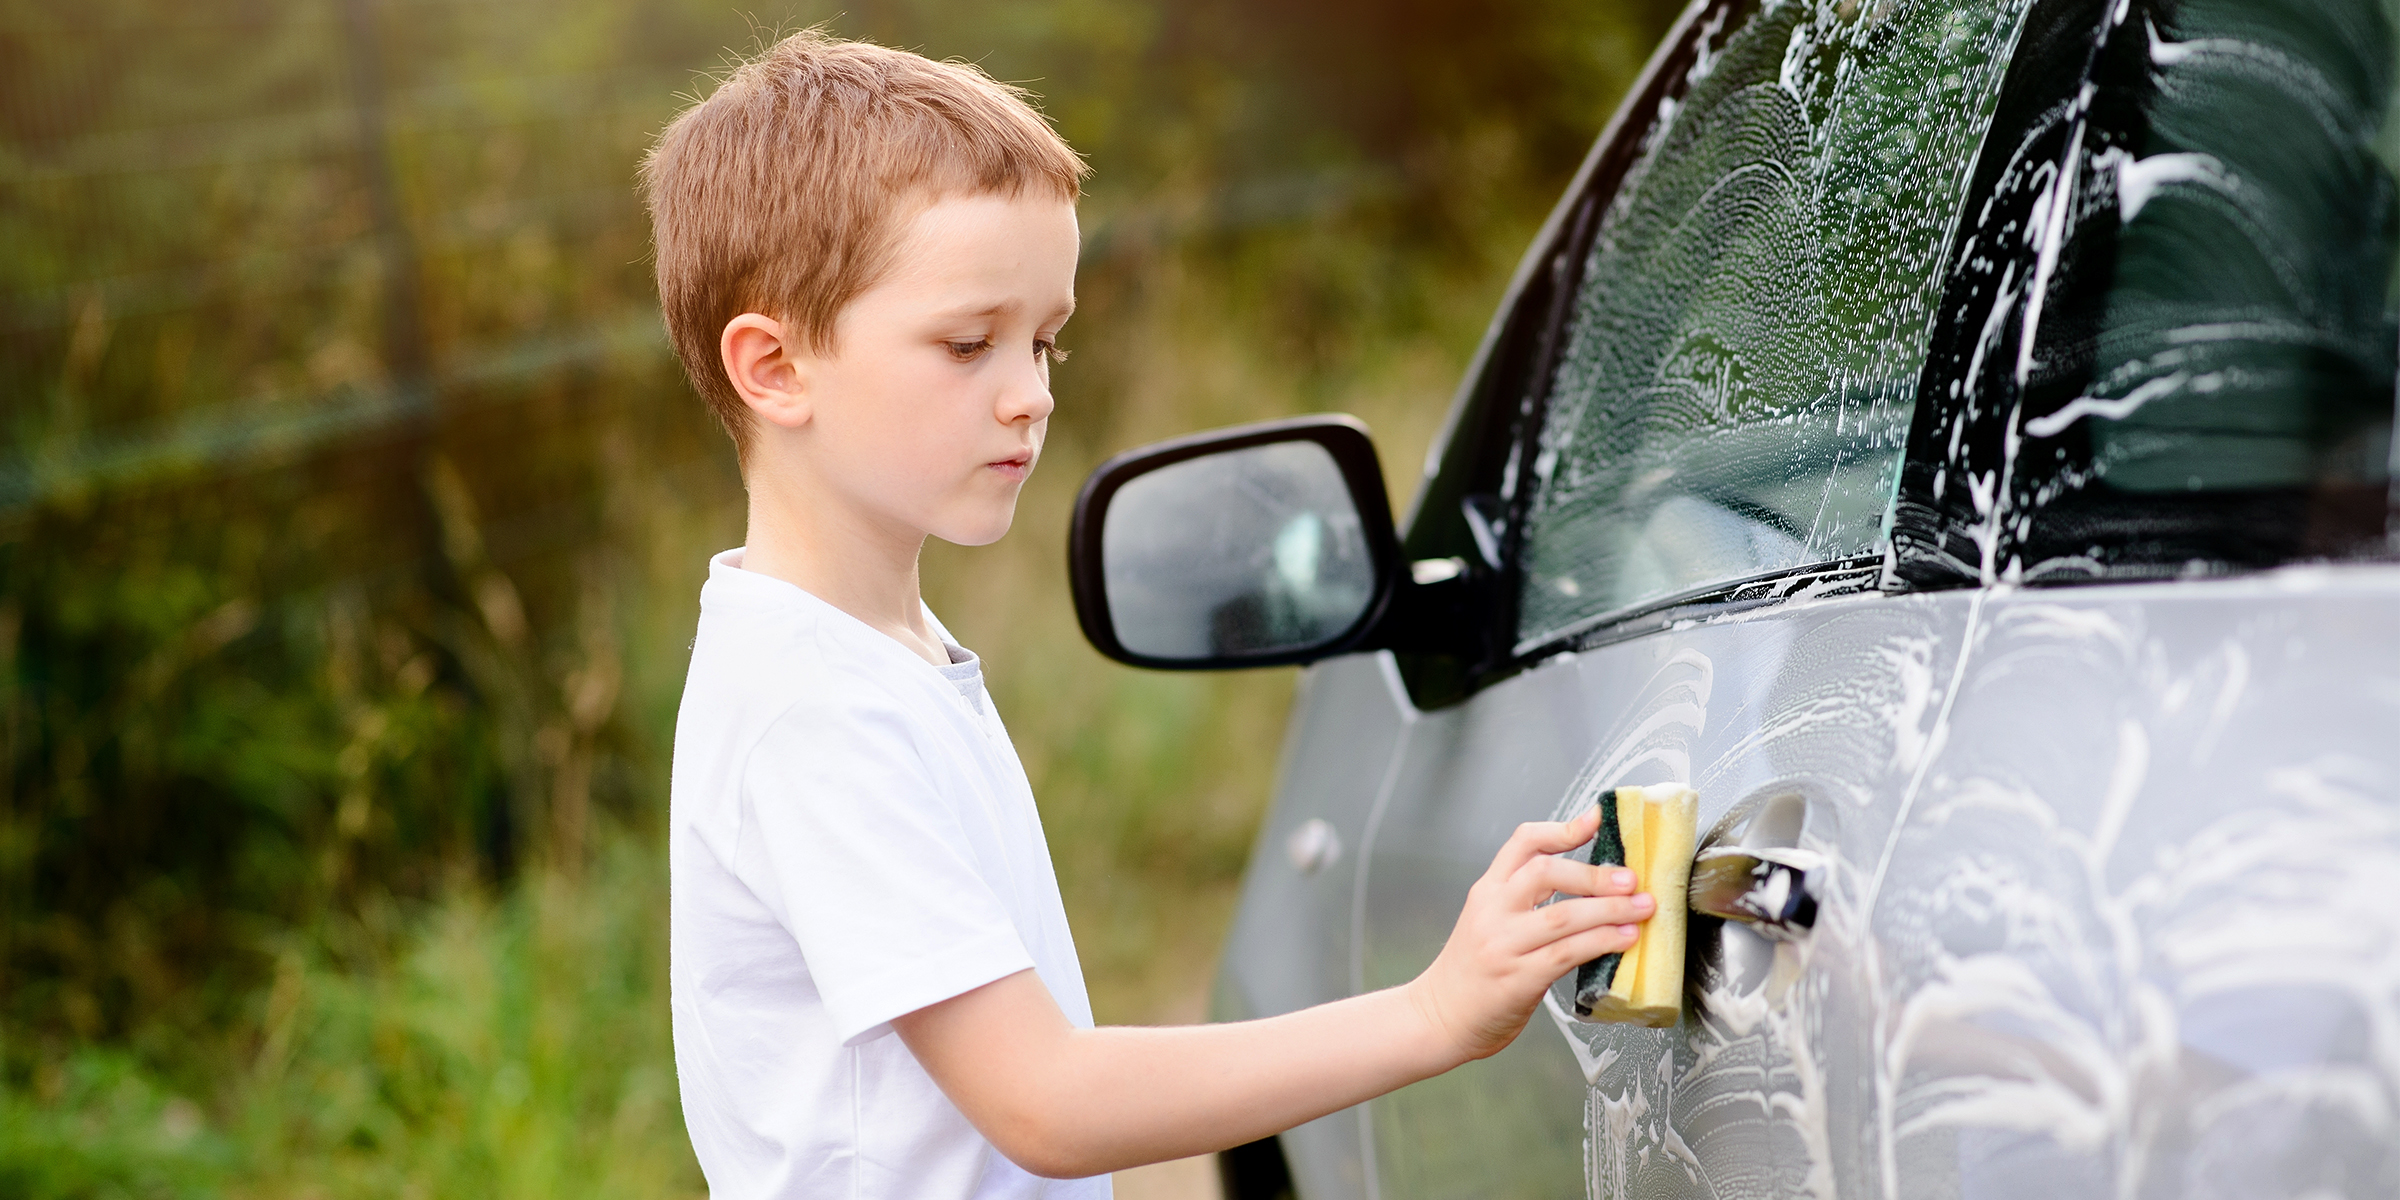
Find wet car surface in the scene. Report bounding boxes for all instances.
[1069,0,2400,1195]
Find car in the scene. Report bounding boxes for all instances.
[1066,0,2400,1196]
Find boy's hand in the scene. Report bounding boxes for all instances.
[1405,806,1654,1063]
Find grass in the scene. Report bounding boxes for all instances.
[4,831,693,1198]
[232,842,695,1199]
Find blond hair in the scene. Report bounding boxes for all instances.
[640,30,1087,456]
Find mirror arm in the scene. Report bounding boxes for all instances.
[1365,570,1496,660]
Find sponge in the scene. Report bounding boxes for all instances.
[1571,784,1698,1026]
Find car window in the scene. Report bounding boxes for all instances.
[2082,0,2396,495]
[1893,0,2399,582]
[1512,0,2036,649]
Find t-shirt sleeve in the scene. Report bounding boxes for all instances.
[733,677,1034,1046]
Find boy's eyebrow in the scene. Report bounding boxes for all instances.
[928,298,1078,323]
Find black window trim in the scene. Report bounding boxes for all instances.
[1395,0,1735,540]
[1393,0,1751,707]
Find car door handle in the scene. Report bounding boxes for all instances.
[1686,846,1821,940]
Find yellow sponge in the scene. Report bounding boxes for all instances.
[1571,784,1698,1026]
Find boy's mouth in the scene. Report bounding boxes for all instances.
[987,452,1034,482]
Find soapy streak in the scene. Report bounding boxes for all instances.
[2021,371,2188,438]
[1865,587,1988,1198]
[2003,140,2238,443]
[2112,151,2229,222]
[1558,650,1716,813]
[2015,85,2090,389]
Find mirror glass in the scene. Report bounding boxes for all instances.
[1102,440,1377,659]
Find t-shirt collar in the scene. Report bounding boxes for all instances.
[704,547,986,713]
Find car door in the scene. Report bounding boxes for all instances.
[1344,0,2038,1194]
[1212,0,2400,1195]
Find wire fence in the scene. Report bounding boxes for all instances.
[0,0,715,519]
[0,0,1396,521]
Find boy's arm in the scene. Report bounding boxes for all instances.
[893,808,1651,1178]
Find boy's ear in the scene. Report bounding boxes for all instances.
[720,313,813,429]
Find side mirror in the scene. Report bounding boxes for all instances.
[1069,416,1403,669]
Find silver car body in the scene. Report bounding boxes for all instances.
[1206,0,2400,1194]
[1219,569,2400,1199]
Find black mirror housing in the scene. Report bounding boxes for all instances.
[1070,415,1499,671]
[1069,416,1403,670]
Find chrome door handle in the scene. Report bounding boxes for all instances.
[1687,846,1820,939]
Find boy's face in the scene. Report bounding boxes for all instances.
[736,192,1078,550]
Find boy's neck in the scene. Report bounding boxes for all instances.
[739,474,951,668]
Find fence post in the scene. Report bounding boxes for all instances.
[337,0,430,396]
[335,0,519,881]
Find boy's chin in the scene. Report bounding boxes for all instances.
[931,510,1017,548]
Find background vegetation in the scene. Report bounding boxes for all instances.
[0,0,1679,1191]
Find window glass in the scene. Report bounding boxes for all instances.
[1102,441,1375,659]
[1515,0,2035,647]
[2010,0,2399,572]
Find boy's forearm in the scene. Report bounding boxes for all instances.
[898,813,1644,1178]
[898,970,1470,1179]
[1048,983,1467,1172]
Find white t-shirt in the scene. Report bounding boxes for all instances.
[669,548,1109,1200]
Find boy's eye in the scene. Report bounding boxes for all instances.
[1035,338,1069,364]
[946,338,994,361]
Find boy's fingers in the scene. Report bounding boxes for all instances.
[1497,894,1653,955]
[1538,920,1644,971]
[1507,852,1635,906]
[1484,808,1603,882]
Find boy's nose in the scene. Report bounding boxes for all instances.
[999,362,1055,424]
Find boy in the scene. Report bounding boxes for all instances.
[643,31,1654,1198]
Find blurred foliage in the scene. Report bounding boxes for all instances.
[1,0,1680,1189]
[5,836,689,1198]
